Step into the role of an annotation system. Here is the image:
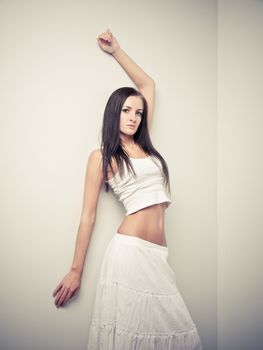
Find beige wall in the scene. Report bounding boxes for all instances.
[218,0,263,349]
[0,1,217,349]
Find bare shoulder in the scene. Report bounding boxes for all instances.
[85,148,103,179]
[80,149,103,222]
[88,148,103,164]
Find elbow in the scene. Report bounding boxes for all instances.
[148,80,155,91]
[139,78,155,91]
[146,78,155,87]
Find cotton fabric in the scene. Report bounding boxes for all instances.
[107,156,171,215]
[87,233,203,350]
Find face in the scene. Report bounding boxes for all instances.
[119,95,143,137]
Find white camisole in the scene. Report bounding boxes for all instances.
[107,156,172,216]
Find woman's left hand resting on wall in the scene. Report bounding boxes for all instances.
[52,270,81,308]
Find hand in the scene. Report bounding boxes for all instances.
[97,28,120,55]
[52,270,81,308]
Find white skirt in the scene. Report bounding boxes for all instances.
[87,233,203,350]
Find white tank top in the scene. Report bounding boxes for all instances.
[107,156,172,215]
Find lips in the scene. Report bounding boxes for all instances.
[127,125,136,128]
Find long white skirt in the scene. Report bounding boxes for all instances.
[87,233,203,350]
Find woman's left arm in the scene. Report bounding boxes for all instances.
[97,29,155,130]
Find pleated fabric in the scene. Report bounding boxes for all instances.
[87,233,203,350]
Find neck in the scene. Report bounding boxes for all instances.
[120,134,136,148]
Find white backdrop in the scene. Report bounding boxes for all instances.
[218,1,263,349]
[5,0,261,349]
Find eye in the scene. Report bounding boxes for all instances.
[122,109,129,113]
[136,111,143,117]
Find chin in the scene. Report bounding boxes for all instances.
[121,130,137,136]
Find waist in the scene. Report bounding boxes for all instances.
[117,203,167,246]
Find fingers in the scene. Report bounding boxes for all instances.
[63,287,80,306]
[97,28,113,43]
[53,284,80,308]
[52,283,62,297]
[97,35,111,44]
[54,287,68,308]
[70,287,80,300]
[58,288,71,308]
[54,287,71,308]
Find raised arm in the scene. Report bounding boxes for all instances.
[52,149,103,307]
[97,29,155,130]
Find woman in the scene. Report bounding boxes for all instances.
[53,29,203,350]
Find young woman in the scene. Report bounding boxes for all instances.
[53,29,203,350]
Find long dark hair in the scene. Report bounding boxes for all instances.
[100,87,170,192]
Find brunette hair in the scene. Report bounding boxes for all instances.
[100,87,170,192]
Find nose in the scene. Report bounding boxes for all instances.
[129,111,137,122]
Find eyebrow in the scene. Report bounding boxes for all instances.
[123,105,143,111]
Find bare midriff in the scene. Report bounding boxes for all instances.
[117,202,167,247]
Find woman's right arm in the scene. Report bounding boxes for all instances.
[52,149,103,308]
